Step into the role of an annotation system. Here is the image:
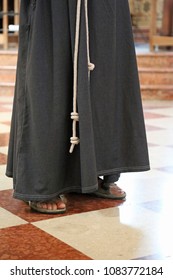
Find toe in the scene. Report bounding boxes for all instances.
[56,200,66,209]
[47,203,54,210]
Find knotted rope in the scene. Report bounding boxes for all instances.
[69,0,95,153]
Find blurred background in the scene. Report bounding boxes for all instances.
[0,0,173,99]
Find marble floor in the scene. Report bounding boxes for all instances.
[0,96,173,260]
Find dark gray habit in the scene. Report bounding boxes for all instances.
[6,0,150,201]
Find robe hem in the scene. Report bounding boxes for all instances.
[12,183,98,202]
[8,165,150,202]
[6,171,13,178]
[97,165,150,176]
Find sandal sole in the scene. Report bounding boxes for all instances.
[29,202,66,214]
[93,192,126,200]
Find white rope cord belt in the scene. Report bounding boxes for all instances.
[69,0,95,153]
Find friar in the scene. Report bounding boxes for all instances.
[6,0,150,214]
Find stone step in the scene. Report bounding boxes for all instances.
[1,50,173,100]
[139,67,173,85]
[0,66,17,83]
[1,83,173,100]
[1,50,173,67]
[2,66,173,86]
[141,85,173,100]
[137,52,173,68]
[0,83,15,96]
[2,66,171,86]
[0,50,18,66]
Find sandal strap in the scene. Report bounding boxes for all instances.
[97,178,126,197]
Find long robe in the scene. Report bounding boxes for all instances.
[6,0,150,202]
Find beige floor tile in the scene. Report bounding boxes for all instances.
[1,105,13,110]
[145,118,173,130]
[0,97,13,102]
[0,207,27,229]
[147,107,173,117]
[0,124,10,133]
[119,171,173,203]
[0,147,8,155]
[33,207,163,260]
[0,112,12,122]
[0,165,13,191]
[148,146,173,168]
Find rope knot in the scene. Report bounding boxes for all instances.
[70,137,80,145]
[88,62,95,71]
[69,137,80,153]
[71,112,79,121]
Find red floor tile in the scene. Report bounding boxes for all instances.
[0,106,12,112]
[0,224,91,260]
[0,190,125,223]
[144,112,171,119]
[148,143,160,147]
[1,121,11,125]
[0,153,7,165]
[0,133,10,146]
[145,125,165,131]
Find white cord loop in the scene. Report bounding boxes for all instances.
[88,62,95,71]
[69,0,95,153]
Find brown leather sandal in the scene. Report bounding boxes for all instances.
[92,178,126,200]
[29,195,66,214]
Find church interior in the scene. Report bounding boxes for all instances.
[0,0,173,261]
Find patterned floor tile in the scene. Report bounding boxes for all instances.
[1,121,11,126]
[165,145,173,148]
[148,107,173,117]
[0,97,13,103]
[140,200,163,213]
[0,124,10,133]
[143,106,172,110]
[0,146,8,155]
[0,190,125,223]
[155,166,173,174]
[0,133,9,147]
[146,131,173,146]
[143,100,173,110]
[0,207,27,229]
[144,112,171,119]
[145,124,165,131]
[133,253,172,260]
[0,224,91,260]
[148,147,173,169]
[145,117,173,130]
[33,206,163,260]
[0,165,13,190]
[0,112,12,122]
[0,95,173,260]
[0,153,7,165]
[148,143,160,147]
[0,106,12,112]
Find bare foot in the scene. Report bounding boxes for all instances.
[93,178,126,199]
[106,183,126,198]
[29,196,66,213]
